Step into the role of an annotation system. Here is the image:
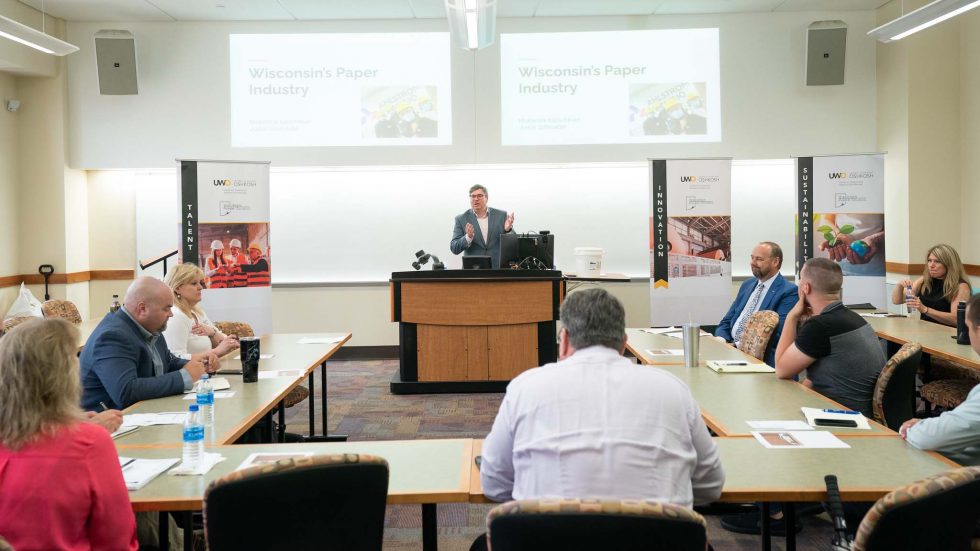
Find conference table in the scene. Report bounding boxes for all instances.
[624,328,894,436]
[118,439,473,551]
[468,436,958,551]
[862,314,980,369]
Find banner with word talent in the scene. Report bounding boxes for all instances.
[649,158,732,326]
[180,160,272,335]
[796,154,886,308]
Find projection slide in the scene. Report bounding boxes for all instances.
[230,33,451,147]
[501,29,720,145]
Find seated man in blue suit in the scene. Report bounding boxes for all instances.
[450,184,515,269]
[714,241,797,365]
[81,276,215,411]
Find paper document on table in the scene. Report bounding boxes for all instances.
[183,377,231,393]
[123,412,188,426]
[169,453,226,476]
[860,313,905,318]
[297,336,344,344]
[111,425,139,439]
[184,391,235,400]
[645,348,683,356]
[640,327,712,338]
[236,452,315,471]
[801,407,871,430]
[233,353,275,359]
[119,457,180,490]
[746,420,813,431]
[258,370,302,379]
[706,361,775,373]
[751,431,850,449]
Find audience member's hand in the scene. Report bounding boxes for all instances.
[897,279,913,290]
[86,410,124,433]
[191,323,214,337]
[184,358,208,381]
[465,222,475,239]
[214,335,239,356]
[899,418,920,439]
[906,296,923,313]
[504,212,515,232]
[788,289,810,320]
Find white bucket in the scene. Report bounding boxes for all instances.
[574,247,603,277]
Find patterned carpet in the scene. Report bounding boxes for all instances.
[284,359,838,551]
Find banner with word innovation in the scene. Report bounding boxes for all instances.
[180,159,272,334]
[649,158,732,326]
[796,153,885,308]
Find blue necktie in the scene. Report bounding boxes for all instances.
[734,282,765,342]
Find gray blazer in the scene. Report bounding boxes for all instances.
[450,207,512,268]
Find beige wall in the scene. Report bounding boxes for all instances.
[877,1,978,269]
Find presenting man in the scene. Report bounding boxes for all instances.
[450,185,515,269]
[480,288,724,507]
[774,257,885,415]
[902,292,980,465]
[81,277,214,410]
[715,242,797,365]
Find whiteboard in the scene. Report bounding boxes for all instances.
[133,160,797,283]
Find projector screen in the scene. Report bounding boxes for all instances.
[230,33,452,147]
[500,29,721,146]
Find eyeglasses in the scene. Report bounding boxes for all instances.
[469,193,486,199]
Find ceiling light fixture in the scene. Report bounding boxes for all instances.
[445,0,497,50]
[0,14,79,56]
[868,0,980,43]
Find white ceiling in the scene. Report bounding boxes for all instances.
[16,0,890,22]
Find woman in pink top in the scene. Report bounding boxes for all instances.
[0,318,137,551]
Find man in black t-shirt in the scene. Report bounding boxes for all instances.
[774,258,885,416]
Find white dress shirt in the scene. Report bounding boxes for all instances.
[161,307,215,360]
[480,346,725,508]
[465,209,490,246]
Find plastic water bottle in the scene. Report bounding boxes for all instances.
[905,284,919,320]
[109,294,121,313]
[182,404,204,470]
[196,374,215,427]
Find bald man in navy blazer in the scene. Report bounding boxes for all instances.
[450,184,515,269]
[715,242,798,366]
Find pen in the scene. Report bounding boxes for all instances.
[721,361,748,366]
[99,401,109,412]
[120,458,136,470]
[822,408,860,415]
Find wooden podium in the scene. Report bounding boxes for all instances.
[390,269,564,394]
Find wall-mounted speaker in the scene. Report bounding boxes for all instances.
[805,21,847,86]
[95,30,138,95]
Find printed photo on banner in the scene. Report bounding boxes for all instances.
[361,85,438,139]
[650,216,731,279]
[629,83,708,137]
[815,213,885,277]
[198,223,271,288]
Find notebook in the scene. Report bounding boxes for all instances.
[705,360,775,373]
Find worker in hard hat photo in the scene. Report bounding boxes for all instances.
[205,240,230,289]
[236,242,271,287]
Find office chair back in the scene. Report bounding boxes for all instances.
[204,453,389,551]
[871,342,921,431]
[213,320,254,338]
[736,310,779,361]
[41,299,82,325]
[852,466,980,551]
[486,498,707,551]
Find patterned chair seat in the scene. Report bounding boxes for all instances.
[871,342,921,431]
[41,299,82,325]
[736,310,779,362]
[927,357,980,384]
[920,379,976,410]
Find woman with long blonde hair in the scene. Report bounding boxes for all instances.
[162,262,239,359]
[0,318,137,550]
[892,243,972,326]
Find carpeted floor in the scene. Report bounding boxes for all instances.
[284,359,838,551]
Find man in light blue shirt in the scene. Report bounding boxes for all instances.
[901,292,980,465]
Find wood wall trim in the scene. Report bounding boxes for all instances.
[887,262,980,277]
[0,270,135,288]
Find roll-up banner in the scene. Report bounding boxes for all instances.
[179,160,272,335]
[796,153,886,308]
[649,158,732,326]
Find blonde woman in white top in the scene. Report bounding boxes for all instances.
[162,263,239,360]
